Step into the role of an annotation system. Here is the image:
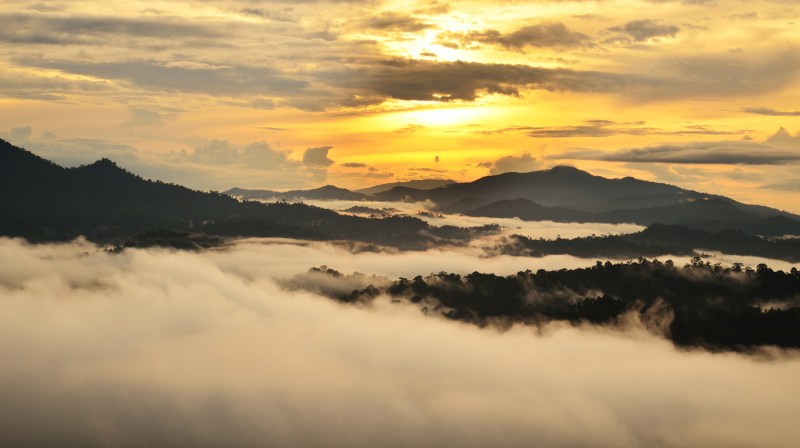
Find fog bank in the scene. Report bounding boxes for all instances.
[1,238,799,447]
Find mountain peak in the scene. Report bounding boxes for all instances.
[73,158,137,180]
[546,165,591,176]
[85,158,120,169]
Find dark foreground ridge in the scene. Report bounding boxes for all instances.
[0,140,491,248]
[294,259,800,352]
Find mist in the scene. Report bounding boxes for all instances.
[1,237,799,447]
[283,198,645,239]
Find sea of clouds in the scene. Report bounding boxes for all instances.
[0,237,799,446]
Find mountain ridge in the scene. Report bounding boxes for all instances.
[0,139,471,247]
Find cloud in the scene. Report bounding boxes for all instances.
[762,179,800,191]
[555,136,800,165]
[336,59,650,104]
[124,108,174,128]
[765,127,800,146]
[440,22,593,50]
[238,7,298,22]
[9,126,32,141]
[0,12,227,45]
[362,12,432,32]
[4,2,800,114]
[20,59,310,97]
[482,121,745,138]
[341,162,368,168]
[743,107,800,117]
[0,128,140,167]
[607,19,680,42]
[302,146,335,182]
[303,146,335,167]
[0,238,798,446]
[482,152,542,175]
[170,140,298,168]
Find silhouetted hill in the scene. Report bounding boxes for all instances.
[357,179,455,195]
[377,166,687,208]
[371,166,800,236]
[464,199,591,222]
[594,198,800,235]
[224,185,367,201]
[499,223,800,263]
[372,186,429,202]
[0,140,480,247]
[438,196,490,214]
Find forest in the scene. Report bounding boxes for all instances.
[296,258,800,352]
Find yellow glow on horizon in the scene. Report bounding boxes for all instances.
[380,104,492,128]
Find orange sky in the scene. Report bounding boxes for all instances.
[0,0,799,212]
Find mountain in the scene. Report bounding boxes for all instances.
[438,196,490,214]
[502,223,800,263]
[463,196,800,236]
[0,140,472,247]
[464,199,591,222]
[368,165,799,236]
[356,179,455,196]
[224,185,367,201]
[593,197,800,232]
[374,166,688,209]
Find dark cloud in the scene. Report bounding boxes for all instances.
[439,22,592,50]
[362,12,432,32]
[744,107,800,117]
[555,136,800,165]
[483,152,542,175]
[335,59,650,104]
[19,58,309,97]
[0,13,227,45]
[408,167,448,173]
[607,19,680,42]
[341,162,368,168]
[303,146,335,167]
[481,121,746,138]
[238,7,297,22]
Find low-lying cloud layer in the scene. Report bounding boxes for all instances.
[0,238,798,446]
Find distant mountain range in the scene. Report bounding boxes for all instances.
[225,185,368,201]
[231,164,800,236]
[355,179,455,195]
[225,178,455,201]
[3,138,798,259]
[0,140,478,247]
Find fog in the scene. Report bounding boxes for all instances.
[284,198,645,239]
[210,238,800,280]
[1,238,799,447]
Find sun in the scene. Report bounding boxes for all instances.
[381,104,492,128]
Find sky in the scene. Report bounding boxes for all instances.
[1,0,799,212]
